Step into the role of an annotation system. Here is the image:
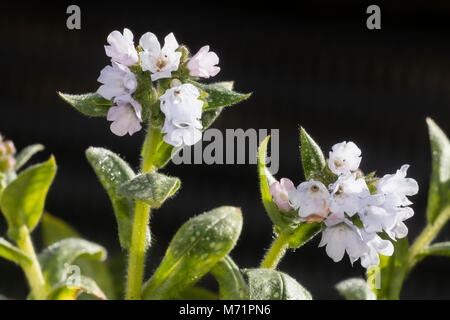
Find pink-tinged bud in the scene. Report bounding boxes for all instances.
[187,46,220,78]
[4,141,16,155]
[269,178,296,212]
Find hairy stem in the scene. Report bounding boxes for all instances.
[407,205,450,272]
[125,125,160,300]
[260,230,291,269]
[17,226,47,300]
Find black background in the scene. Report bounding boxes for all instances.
[0,0,449,299]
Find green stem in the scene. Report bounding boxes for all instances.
[407,205,450,272]
[17,226,47,300]
[260,230,291,269]
[125,125,161,300]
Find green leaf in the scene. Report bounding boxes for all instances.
[189,81,252,111]
[174,287,219,300]
[335,278,376,300]
[418,242,450,258]
[14,144,44,171]
[210,255,248,300]
[257,136,297,229]
[0,157,57,239]
[118,172,180,209]
[58,92,112,117]
[41,213,80,247]
[245,268,312,300]
[0,237,32,265]
[86,147,149,249]
[46,275,106,300]
[142,206,243,300]
[369,237,408,300]
[202,108,223,130]
[39,238,107,289]
[40,213,115,299]
[426,118,450,224]
[300,127,326,180]
[287,222,323,249]
[152,142,181,169]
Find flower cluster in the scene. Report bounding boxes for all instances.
[270,141,418,268]
[0,136,16,172]
[97,28,220,145]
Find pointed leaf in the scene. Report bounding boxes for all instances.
[39,238,107,288]
[58,92,112,117]
[189,81,251,111]
[0,157,57,239]
[118,172,180,209]
[418,242,450,258]
[258,136,297,229]
[287,222,323,249]
[46,275,106,300]
[14,144,44,171]
[245,268,312,300]
[0,237,32,265]
[210,255,248,300]
[86,147,149,249]
[300,127,326,180]
[40,213,115,299]
[426,118,450,224]
[336,278,376,300]
[142,206,243,300]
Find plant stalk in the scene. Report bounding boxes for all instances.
[407,205,450,272]
[16,226,47,300]
[260,230,291,269]
[125,125,160,300]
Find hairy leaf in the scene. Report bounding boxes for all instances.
[0,157,57,239]
[0,237,32,265]
[246,268,312,300]
[300,127,326,180]
[211,255,248,300]
[142,206,243,300]
[58,92,112,117]
[426,118,450,224]
[14,144,44,171]
[118,172,180,209]
[335,278,376,300]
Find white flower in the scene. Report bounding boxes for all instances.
[107,95,142,136]
[328,141,362,176]
[159,83,203,147]
[104,28,139,66]
[360,165,418,240]
[329,173,371,218]
[97,62,138,100]
[377,164,419,207]
[187,46,221,78]
[269,178,296,212]
[360,231,394,268]
[288,180,330,222]
[319,220,368,264]
[139,32,182,81]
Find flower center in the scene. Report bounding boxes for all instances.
[156,54,169,71]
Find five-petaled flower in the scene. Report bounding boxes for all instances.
[107,95,142,136]
[139,32,182,81]
[97,62,138,100]
[269,178,296,212]
[187,46,221,78]
[104,28,139,67]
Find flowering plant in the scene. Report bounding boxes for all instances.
[0,27,448,301]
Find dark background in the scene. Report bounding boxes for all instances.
[0,1,449,299]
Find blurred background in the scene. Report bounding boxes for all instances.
[0,1,449,299]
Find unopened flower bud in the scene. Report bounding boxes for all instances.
[4,141,16,155]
